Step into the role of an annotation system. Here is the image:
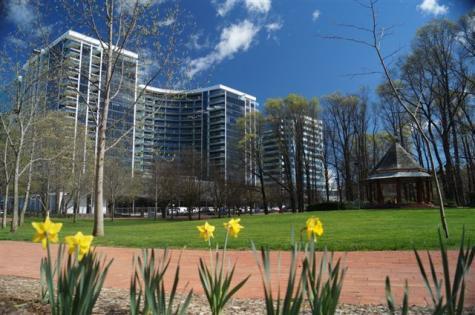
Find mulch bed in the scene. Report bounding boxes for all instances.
[1,276,473,314]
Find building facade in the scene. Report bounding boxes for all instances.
[25,30,138,168]
[262,116,325,195]
[25,29,258,206]
[135,85,258,183]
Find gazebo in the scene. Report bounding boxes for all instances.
[366,143,432,207]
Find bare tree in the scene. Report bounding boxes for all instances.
[104,157,135,221]
[265,94,320,212]
[323,0,449,236]
[58,0,189,235]
[237,111,269,214]
[323,93,360,202]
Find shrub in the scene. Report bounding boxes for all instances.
[307,202,347,211]
[303,243,346,315]
[129,249,192,315]
[468,192,475,206]
[385,228,474,315]
[253,244,305,315]
[32,217,112,315]
[253,219,346,315]
[197,219,250,315]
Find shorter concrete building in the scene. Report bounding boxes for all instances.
[262,116,325,195]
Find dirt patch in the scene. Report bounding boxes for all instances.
[1,275,473,314]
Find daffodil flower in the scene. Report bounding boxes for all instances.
[224,218,244,238]
[65,232,94,261]
[306,217,324,241]
[32,216,63,249]
[197,221,215,241]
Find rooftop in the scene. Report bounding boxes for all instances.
[41,30,139,59]
[140,84,257,101]
[367,142,430,180]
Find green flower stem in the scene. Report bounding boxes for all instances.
[45,238,55,311]
[222,230,229,273]
[208,238,213,271]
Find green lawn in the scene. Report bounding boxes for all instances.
[1,208,474,251]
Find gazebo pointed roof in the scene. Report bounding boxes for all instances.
[367,143,430,181]
[375,143,422,171]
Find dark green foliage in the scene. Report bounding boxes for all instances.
[253,243,305,315]
[198,251,250,315]
[385,228,474,315]
[306,202,347,211]
[129,249,192,315]
[385,277,409,315]
[468,193,475,207]
[303,242,346,315]
[41,244,112,315]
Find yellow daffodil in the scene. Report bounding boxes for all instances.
[224,218,244,238]
[197,221,215,241]
[32,216,63,249]
[64,232,94,261]
[306,217,324,241]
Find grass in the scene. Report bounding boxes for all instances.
[0,208,474,251]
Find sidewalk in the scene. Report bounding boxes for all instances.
[0,241,473,306]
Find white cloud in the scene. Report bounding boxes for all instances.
[6,35,27,48]
[265,21,282,40]
[312,10,320,21]
[187,33,210,51]
[216,0,239,16]
[118,0,165,15]
[417,0,448,16]
[158,16,175,27]
[265,21,282,32]
[6,0,35,28]
[216,0,271,16]
[138,48,160,80]
[187,20,260,78]
[244,0,271,14]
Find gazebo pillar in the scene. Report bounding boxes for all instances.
[396,180,402,204]
[377,181,383,204]
[367,182,373,202]
[427,179,433,202]
[416,180,423,203]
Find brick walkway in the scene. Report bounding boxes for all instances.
[0,241,473,306]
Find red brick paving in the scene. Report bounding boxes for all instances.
[0,241,473,306]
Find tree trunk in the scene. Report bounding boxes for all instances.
[452,126,465,205]
[441,135,457,203]
[73,190,79,223]
[259,172,268,215]
[154,184,159,220]
[294,125,305,212]
[2,185,9,229]
[324,162,330,202]
[93,111,107,236]
[93,39,113,237]
[343,145,353,202]
[19,158,33,226]
[11,152,21,232]
[111,199,115,222]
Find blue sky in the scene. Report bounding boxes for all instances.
[0,0,473,107]
[181,0,473,106]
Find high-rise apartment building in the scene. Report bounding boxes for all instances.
[263,116,325,193]
[25,30,138,167]
[135,85,258,183]
[26,30,258,184]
